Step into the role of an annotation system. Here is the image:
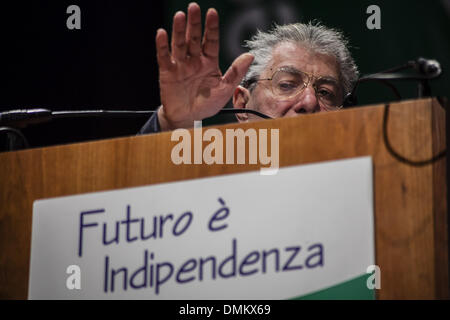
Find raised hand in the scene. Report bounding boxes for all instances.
[155,3,254,130]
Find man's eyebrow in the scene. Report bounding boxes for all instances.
[278,65,339,82]
[278,65,302,74]
[316,77,340,86]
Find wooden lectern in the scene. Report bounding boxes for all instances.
[0,97,447,299]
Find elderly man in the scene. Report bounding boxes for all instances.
[139,2,358,134]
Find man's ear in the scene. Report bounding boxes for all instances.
[232,86,251,122]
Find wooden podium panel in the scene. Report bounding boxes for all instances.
[0,97,447,299]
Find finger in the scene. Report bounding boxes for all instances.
[222,53,254,87]
[202,8,219,58]
[186,3,202,57]
[171,11,187,61]
[156,29,172,71]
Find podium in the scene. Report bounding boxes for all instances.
[0,97,447,299]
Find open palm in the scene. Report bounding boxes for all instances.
[156,3,254,130]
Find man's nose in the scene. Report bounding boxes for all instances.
[294,85,320,114]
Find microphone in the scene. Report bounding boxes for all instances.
[343,57,443,106]
[0,109,52,126]
[0,108,155,127]
[0,108,272,128]
[0,107,271,151]
[415,57,442,77]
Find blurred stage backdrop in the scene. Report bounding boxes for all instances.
[1,0,449,148]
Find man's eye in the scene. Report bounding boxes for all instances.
[277,81,299,91]
[317,89,335,98]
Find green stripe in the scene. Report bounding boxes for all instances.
[291,274,375,300]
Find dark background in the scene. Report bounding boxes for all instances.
[1,1,165,148]
[1,0,449,148]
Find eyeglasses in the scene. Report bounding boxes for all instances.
[248,66,344,111]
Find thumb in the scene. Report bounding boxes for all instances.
[222,53,254,88]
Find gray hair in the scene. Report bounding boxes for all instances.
[242,22,359,95]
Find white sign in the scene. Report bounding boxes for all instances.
[29,157,375,299]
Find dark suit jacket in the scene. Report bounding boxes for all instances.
[138,111,160,135]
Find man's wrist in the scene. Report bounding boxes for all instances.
[157,106,195,131]
[157,106,176,131]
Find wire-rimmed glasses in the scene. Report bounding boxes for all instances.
[247,66,344,111]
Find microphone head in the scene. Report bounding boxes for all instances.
[416,57,442,77]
